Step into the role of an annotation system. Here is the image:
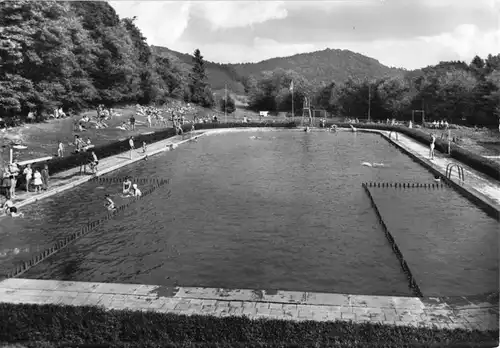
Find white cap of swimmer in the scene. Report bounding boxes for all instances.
[132,184,137,189]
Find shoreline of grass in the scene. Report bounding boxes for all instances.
[0,303,498,348]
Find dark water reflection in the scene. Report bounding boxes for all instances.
[1,131,496,296]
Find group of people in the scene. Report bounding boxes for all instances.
[103,176,142,211]
[427,120,449,129]
[2,162,50,199]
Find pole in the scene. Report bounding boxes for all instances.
[291,84,294,122]
[448,129,451,155]
[9,147,13,164]
[224,83,227,123]
[368,83,371,123]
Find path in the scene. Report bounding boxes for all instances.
[379,130,500,211]
[0,278,497,331]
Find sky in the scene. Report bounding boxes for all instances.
[109,0,500,70]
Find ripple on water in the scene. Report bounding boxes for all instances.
[3,131,497,296]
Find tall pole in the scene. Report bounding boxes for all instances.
[224,83,227,123]
[292,85,294,122]
[368,82,371,123]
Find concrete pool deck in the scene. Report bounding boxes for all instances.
[0,278,498,331]
[1,126,498,331]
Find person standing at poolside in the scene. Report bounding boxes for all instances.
[429,134,436,160]
[23,164,32,193]
[57,141,65,157]
[129,136,135,159]
[41,164,49,191]
[8,161,19,198]
[130,114,136,131]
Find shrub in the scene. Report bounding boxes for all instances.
[0,303,497,347]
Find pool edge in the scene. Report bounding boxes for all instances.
[0,278,497,331]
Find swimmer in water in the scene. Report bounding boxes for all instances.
[434,176,441,182]
[132,183,142,197]
[104,194,116,211]
[122,176,132,195]
[3,199,23,217]
[350,124,357,132]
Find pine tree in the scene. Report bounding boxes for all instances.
[189,49,210,105]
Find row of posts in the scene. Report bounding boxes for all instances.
[362,183,424,298]
[364,182,446,189]
[5,178,171,279]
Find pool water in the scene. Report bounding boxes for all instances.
[0,131,497,296]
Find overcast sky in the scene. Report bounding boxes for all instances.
[110,0,500,70]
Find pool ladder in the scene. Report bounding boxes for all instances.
[445,163,465,182]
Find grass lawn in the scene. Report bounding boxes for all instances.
[0,303,498,348]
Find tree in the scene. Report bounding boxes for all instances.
[189,49,211,106]
[376,76,412,118]
[219,94,236,114]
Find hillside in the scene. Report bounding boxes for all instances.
[151,46,246,94]
[153,46,406,93]
[231,48,405,84]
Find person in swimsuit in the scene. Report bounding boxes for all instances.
[132,183,142,197]
[122,177,132,195]
[3,199,23,217]
[429,134,436,160]
[104,194,116,211]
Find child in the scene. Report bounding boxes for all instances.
[33,169,43,193]
[142,141,147,154]
[129,137,135,159]
[132,183,142,197]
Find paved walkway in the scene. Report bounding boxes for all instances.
[0,278,497,331]
[6,132,202,210]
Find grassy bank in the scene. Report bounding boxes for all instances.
[0,303,498,348]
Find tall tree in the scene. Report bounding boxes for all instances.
[189,49,212,106]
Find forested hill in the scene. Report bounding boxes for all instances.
[151,46,246,94]
[152,46,405,92]
[231,48,405,84]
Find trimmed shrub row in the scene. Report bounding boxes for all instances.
[333,123,500,183]
[0,304,497,347]
[27,121,299,176]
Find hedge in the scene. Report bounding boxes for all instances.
[26,121,299,176]
[333,123,500,183]
[0,303,497,348]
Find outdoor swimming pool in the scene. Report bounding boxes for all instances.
[0,130,497,297]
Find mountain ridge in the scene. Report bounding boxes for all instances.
[151,45,407,93]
